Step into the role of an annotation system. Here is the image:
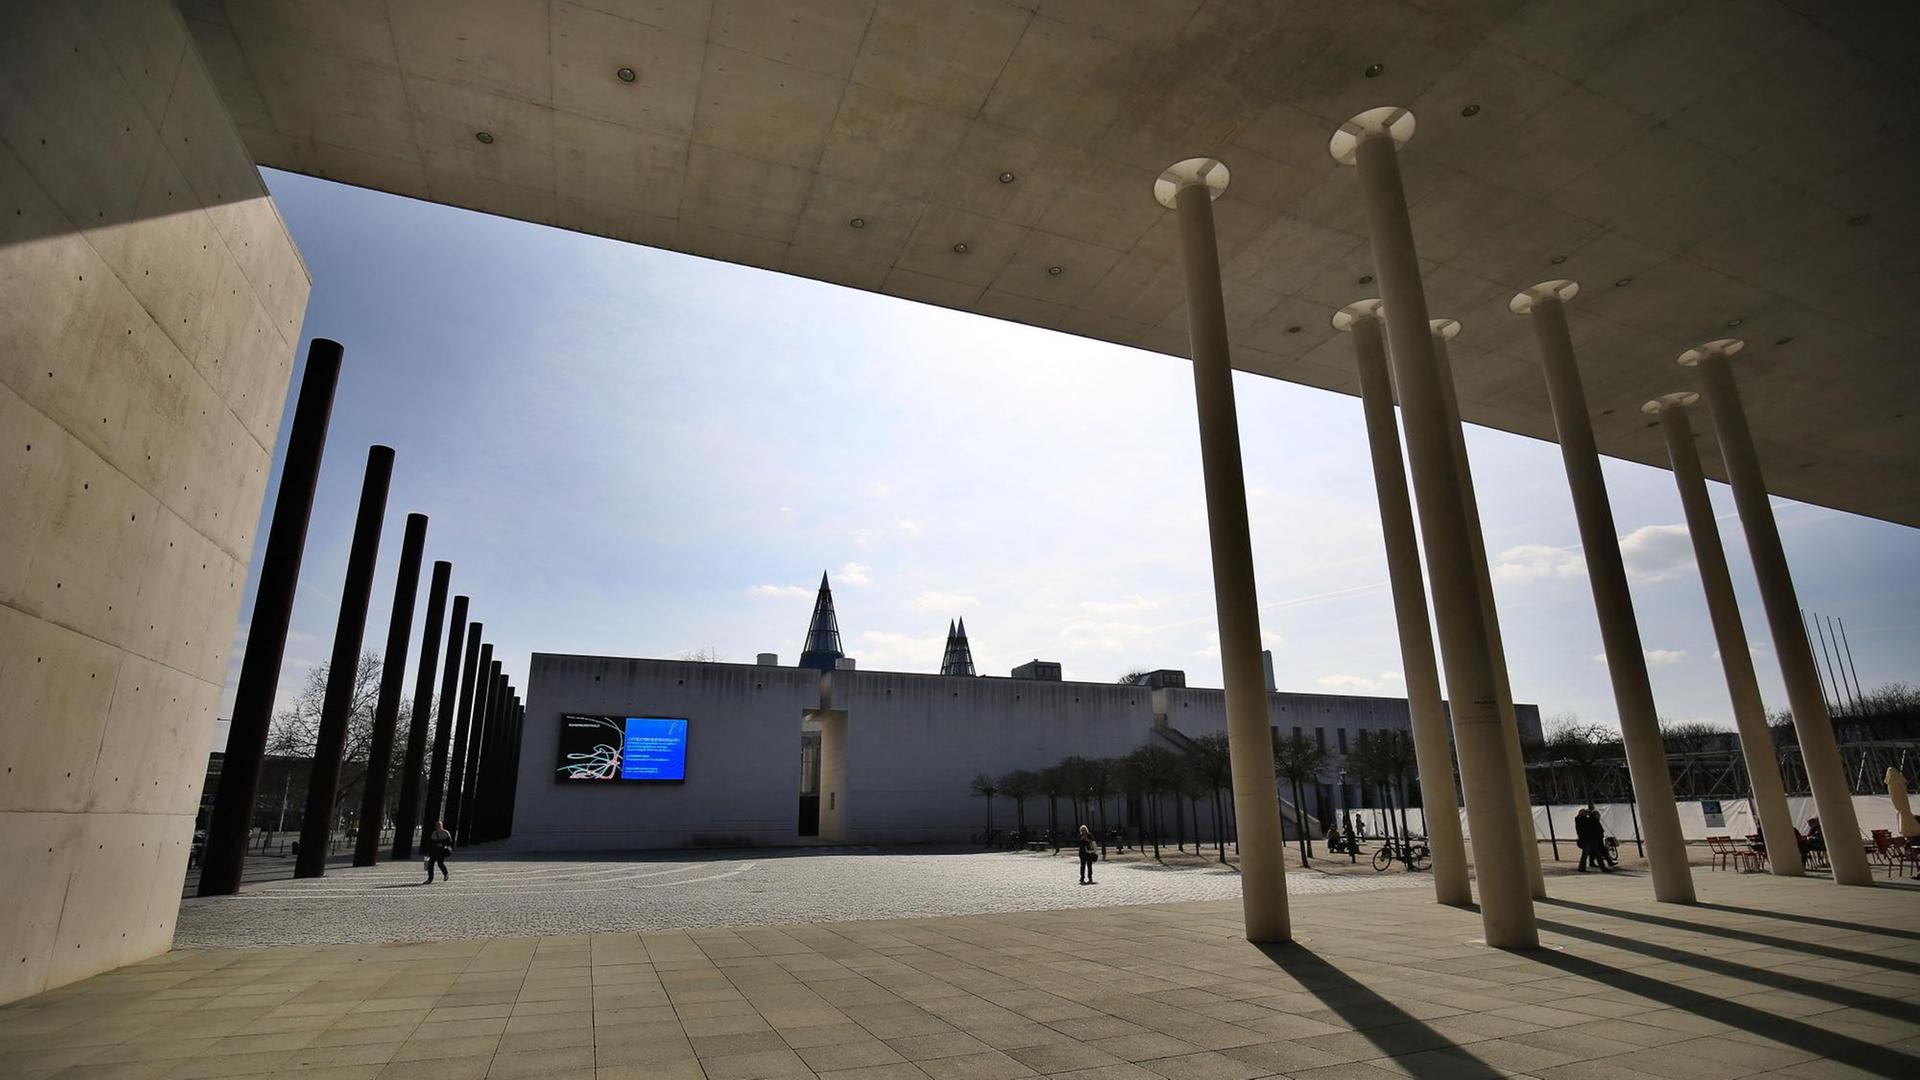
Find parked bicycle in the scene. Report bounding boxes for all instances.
[1372,835,1431,872]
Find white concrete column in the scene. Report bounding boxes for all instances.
[1428,319,1548,899]
[1334,300,1472,907]
[1680,340,1873,886]
[1155,158,1291,942]
[1513,282,1694,904]
[1331,109,1537,948]
[1645,394,1801,877]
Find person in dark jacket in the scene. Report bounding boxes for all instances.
[1076,825,1098,885]
[1575,808,1614,872]
[424,820,452,883]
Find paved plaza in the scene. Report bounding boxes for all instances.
[172,847,1431,949]
[9,867,1917,1079]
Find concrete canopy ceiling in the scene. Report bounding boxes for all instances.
[184,0,1920,525]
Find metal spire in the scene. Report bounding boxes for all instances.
[941,617,975,676]
[798,571,844,671]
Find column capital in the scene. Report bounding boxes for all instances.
[1640,391,1700,415]
[1429,317,1461,339]
[1329,107,1415,165]
[1154,157,1229,209]
[1331,297,1384,331]
[1508,279,1580,314]
[1677,338,1745,367]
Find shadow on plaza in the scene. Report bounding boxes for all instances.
[1542,896,1920,977]
[1691,899,1920,942]
[1257,943,1505,1080]
[1525,936,1916,1077]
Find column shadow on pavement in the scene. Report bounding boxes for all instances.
[1541,897,1920,976]
[1256,943,1505,1080]
[1525,942,1917,1077]
[1691,900,1920,942]
[1533,916,1920,1025]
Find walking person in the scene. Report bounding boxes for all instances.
[1076,824,1098,885]
[1575,808,1597,872]
[423,820,452,883]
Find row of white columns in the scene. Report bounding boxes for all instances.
[1155,106,1872,951]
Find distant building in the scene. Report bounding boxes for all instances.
[508,576,1542,851]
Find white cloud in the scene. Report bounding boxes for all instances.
[1592,648,1686,667]
[894,518,922,535]
[748,584,811,599]
[1493,544,1586,584]
[863,482,894,498]
[855,630,946,671]
[1314,671,1405,694]
[1079,595,1158,615]
[1619,524,1695,583]
[913,588,980,612]
[839,561,873,586]
[850,528,874,546]
[1063,618,1159,653]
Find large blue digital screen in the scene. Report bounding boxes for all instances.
[555,714,688,782]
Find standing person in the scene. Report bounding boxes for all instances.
[1076,825,1098,885]
[424,820,452,884]
[1575,808,1598,872]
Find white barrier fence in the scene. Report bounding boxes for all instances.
[1334,794,1907,844]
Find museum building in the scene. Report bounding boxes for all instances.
[509,576,1544,850]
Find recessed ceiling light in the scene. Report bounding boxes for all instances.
[1287,325,1303,334]
[1549,254,1567,265]
[474,131,494,144]
[952,242,969,254]
[1775,335,1793,345]
[1047,265,1063,276]
[848,217,865,229]
[616,66,637,83]
[998,171,1015,184]
[1846,213,1872,226]
[1358,274,1374,285]
[1364,63,1384,78]
[1725,317,1744,327]
[1614,277,1632,287]
[1461,103,1481,117]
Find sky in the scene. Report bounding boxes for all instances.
[214,169,1919,749]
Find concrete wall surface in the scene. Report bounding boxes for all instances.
[0,2,308,1004]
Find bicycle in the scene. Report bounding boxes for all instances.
[1372,836,1431,872]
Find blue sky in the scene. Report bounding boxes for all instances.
[216,170,1919,747]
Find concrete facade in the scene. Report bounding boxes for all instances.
[512,653,1542,851]
[0,3,307,1002]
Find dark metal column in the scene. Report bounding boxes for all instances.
[200,340,343,896]
[295,445,395,879]
[502,698,524,839]
[478,677,507,841]
[392,560,450,860]
[422,598,469,842]
[353,512,428,867]
[459,657,500,845]
[442,632,486,839]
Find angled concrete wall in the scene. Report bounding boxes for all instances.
[0,2,307,1003]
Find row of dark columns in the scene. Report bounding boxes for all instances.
[199,338,527,895]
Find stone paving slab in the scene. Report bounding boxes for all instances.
[7,870,1919,1080]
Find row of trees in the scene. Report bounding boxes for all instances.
[970,727,1430,866]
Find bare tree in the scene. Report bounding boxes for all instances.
[678,646,724,662]
[266,652,386,763]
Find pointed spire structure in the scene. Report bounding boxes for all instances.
[798,571,844,671]
[941,617,976,676]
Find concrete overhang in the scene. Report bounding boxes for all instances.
[185,0,1920,525]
